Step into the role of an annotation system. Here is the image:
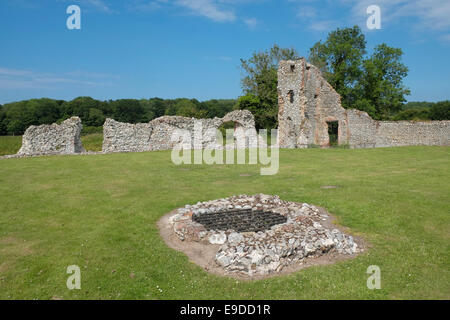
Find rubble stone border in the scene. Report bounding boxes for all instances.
[158,194,364,279]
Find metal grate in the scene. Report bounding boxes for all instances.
[192,209,287,233]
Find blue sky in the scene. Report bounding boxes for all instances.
[0,0,449,104]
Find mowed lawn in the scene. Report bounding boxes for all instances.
[0,145,449,299]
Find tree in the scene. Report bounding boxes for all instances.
[88,108,106,126]
[198,99,234,118]
[61,96,106,123]
[308,26,410,119]
[0,107,6,135]
[429,101,450,120]
[308,26,366,109]
[392,108,430,121]
[234,93,267,126]
[174,99,205,118]
[149,98,166,118]
[7,120,22,136]
[110,99,144,123]
[360,44,410,119]
[239,44,299,129]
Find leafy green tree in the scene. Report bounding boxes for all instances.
[174,99,203,118]
[110,99,144,123]
[429,101,450,120]
[149,98,166,118]
[138,99,155,122]
[402,101,434,110]
[61,96,107,123]
[0,107,6,135]
[88,108,106,126]
[239,44,299,129]
[360,44,410,119]
[308,26,367,109]
[392,108,430,121]
[199,99,235,118]
[233,94,275,129]
[6,119,22,136]
[308,26,410,119]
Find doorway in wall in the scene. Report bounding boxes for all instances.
[326,121,339,146]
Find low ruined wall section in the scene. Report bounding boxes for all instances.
[102,110,263,153]
[346,109,450,148]
[374,120,450,148]
[17,117,85,156]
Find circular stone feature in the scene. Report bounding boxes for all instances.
[161,194,363,278]
[193,209,287,233]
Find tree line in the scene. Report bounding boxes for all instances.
[1,94,446,136]
[392,101,450,121]
[0,97,235,135]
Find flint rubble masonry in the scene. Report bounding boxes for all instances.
[102,109,265,153]
[17,116,85,156]
[169,194,360,276]
[277,58,450,148]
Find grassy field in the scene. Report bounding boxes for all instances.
[0,136,22,156]
[0,145,449,299]
[80,133,103,152]
[0,134,103,155]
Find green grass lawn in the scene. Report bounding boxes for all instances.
[0,136,22,156]
[80,133,103,152]
[0,146,449,299]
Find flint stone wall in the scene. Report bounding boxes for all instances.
[278,58,450,148]
[102,110,265,153]
[346,110,450,148]
[17,117,85,156]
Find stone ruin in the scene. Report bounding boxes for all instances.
[17,117,85,156]
[4,110,264,157]
[102,109,265,153]
[4,58,449,158]
[163,194,360,277]
[278,58,450,148]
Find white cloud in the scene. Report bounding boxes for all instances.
[291,0,450,40]
[131,0,264,25]
[56,0,112,13]
[128,0,169,12]
[296,6,317,19]
[0,67,117,90]
[85,0,111,13]
[308,19,338,31]
[344,0,450,31]
[0,67,34,77]
[176,0,236,22]
[244,17,258,28]
[292,2,338,32]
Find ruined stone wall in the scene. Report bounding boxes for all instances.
[277,59,349,148]
[17,117,85,156]
[374,120,450,147]
[278,58,450,148]
[102,110,264,153]
[345,109,377,148]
